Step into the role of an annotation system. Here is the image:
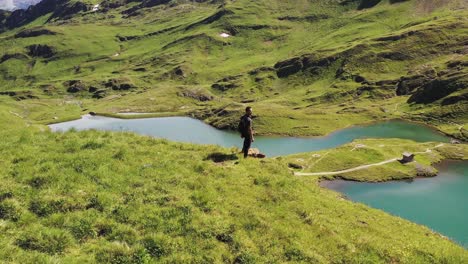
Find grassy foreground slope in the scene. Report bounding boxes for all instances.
[0,0,466,139]
[0,102,467,263]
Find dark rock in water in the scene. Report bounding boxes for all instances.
[26,44,55,58]
[0,53,29,63]
[65,80,87,93]
[14,28,56,38]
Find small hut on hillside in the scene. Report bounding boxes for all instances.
[400,152,415,164]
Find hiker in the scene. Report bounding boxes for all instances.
[239,106,254,158]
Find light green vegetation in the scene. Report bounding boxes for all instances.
[284,138,468,181]
[1,0,468,262]
[0,103,467,263]
[0,0,466,139]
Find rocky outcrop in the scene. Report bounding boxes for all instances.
[211,75,242,91]
[0,53,29,63]
[14,28,56,38]
[64,80,87,93]
[178,88,214,102]
[185,9,234,30]
[274,57,303,78]
[396,75,432,96]
[274,54,338,78]
[26,44,55,58]
[104,77,135,90]
[0,90,37,100]
[408,74,468,104]
[278,14,329,22]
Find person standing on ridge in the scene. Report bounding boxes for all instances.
[238,106,254,158]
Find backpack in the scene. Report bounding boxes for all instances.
[238,116,247,136]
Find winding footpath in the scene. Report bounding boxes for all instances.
[294,144,444,177]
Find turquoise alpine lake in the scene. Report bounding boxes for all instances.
[49,115,450,157]
[49,115,466,247]
[321,160,468,248]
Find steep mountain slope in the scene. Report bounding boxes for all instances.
[0,0,466,139]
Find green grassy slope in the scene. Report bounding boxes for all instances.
[0,0,466,139]
[0,102,467,263]
[284,138,468,181]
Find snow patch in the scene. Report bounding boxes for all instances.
[92,4,100,12]
[219,33,231,38]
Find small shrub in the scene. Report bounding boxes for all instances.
[27,176,49,189]
[95,243,150,264]
[234,251,258,264]
[86,195,104,212]
[112,149,126,160]
[29,198,80,217]
[284,247,307,261]
[95,221,114,238]
[70,219,97,242]
[0,190,13,201]
[81,141,105,150]
[16,228,73,254]
[106,224,138,245]
[0,200,22,221]
[141,234,171,258]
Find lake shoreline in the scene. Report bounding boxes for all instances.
[46,112,460,142]
[318,159,464,187]
[319,159,468,248]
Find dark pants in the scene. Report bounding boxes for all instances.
[242,137,252,158]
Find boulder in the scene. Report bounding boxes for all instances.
[65,80,87,93]
[178,88,214,102]
[105,78,135,90]
[396,75,430,95]
[274,57,303,78]
[14,28,56,38]
[408,75,468,104]
[26,44,55,58]
[248,148,266,158]
[0,53,29,63]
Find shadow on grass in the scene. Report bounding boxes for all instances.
[205,152,239,163]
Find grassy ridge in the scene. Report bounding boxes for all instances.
[285,138,468,181]
[0,104,467,263]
